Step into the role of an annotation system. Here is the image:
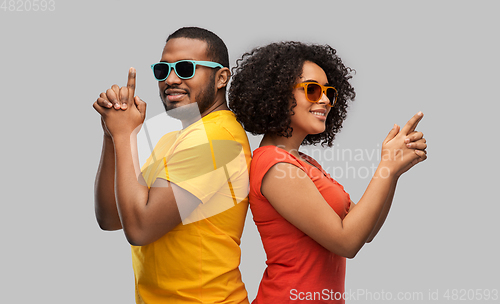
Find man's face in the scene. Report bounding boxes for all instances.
[158,38,217,119]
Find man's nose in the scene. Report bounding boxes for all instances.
[165,67,182,85]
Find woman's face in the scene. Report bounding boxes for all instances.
[290,61,332,137]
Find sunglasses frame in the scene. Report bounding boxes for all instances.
[151,60,223,81]
[294,82,338,107]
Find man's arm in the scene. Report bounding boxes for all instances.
[94,120,122,231]
[94,85,130,231]
[93,68,201,245]
[112,129,200,246]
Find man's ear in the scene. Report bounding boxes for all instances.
[216,67,231,89]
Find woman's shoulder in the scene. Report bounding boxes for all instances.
[253,146,302,167]
[250,146,305,179]
[298,151,325,171]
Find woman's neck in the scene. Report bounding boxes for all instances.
[260,132,306,158]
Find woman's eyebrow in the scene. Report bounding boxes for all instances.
[302,79,331,86]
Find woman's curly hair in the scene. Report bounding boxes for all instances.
[229,41,356,147]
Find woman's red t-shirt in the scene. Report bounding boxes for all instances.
[249,146,351,303]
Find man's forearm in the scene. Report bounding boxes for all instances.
[94,135,123,230]
[113,133,150,243]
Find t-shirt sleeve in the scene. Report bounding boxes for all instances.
[156,122,248,205]
[250,147,306,199]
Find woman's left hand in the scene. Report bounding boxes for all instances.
[397,130,427,176]
[404,130,427,155]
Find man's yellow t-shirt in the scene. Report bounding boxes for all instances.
[132,110,251,303]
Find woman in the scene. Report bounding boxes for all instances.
[229,42,427,303]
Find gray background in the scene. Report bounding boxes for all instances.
[1,0,498,303]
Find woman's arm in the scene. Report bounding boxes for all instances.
[366,178,397,243]
[263,162,395,258]
[351,128,426,243]
[262,113,427,258]
[349,176,397,243]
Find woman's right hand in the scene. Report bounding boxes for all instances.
[380,112,427,178]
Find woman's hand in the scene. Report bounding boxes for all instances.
[380,112,427,178]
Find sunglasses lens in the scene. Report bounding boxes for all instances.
[153,64,170,81]
[326,88,336,104]
[175,61,195,78]
[306,83,322,102]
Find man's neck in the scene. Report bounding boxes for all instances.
[200,97,229,117]
[179,99,229,129]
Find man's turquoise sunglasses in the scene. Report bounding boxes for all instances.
[151,60,223,81]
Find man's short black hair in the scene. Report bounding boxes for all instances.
[167,27,229,68]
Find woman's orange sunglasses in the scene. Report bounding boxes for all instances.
[294,82,338,107]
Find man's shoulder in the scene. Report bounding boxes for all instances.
[174,111,250,158]
[200,110,245,140]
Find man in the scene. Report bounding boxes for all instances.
[93,27,251,304]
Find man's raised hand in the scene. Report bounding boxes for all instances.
[95,67,137,110]
[93,68,147,138]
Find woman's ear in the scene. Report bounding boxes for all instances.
[216,67,231,89]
